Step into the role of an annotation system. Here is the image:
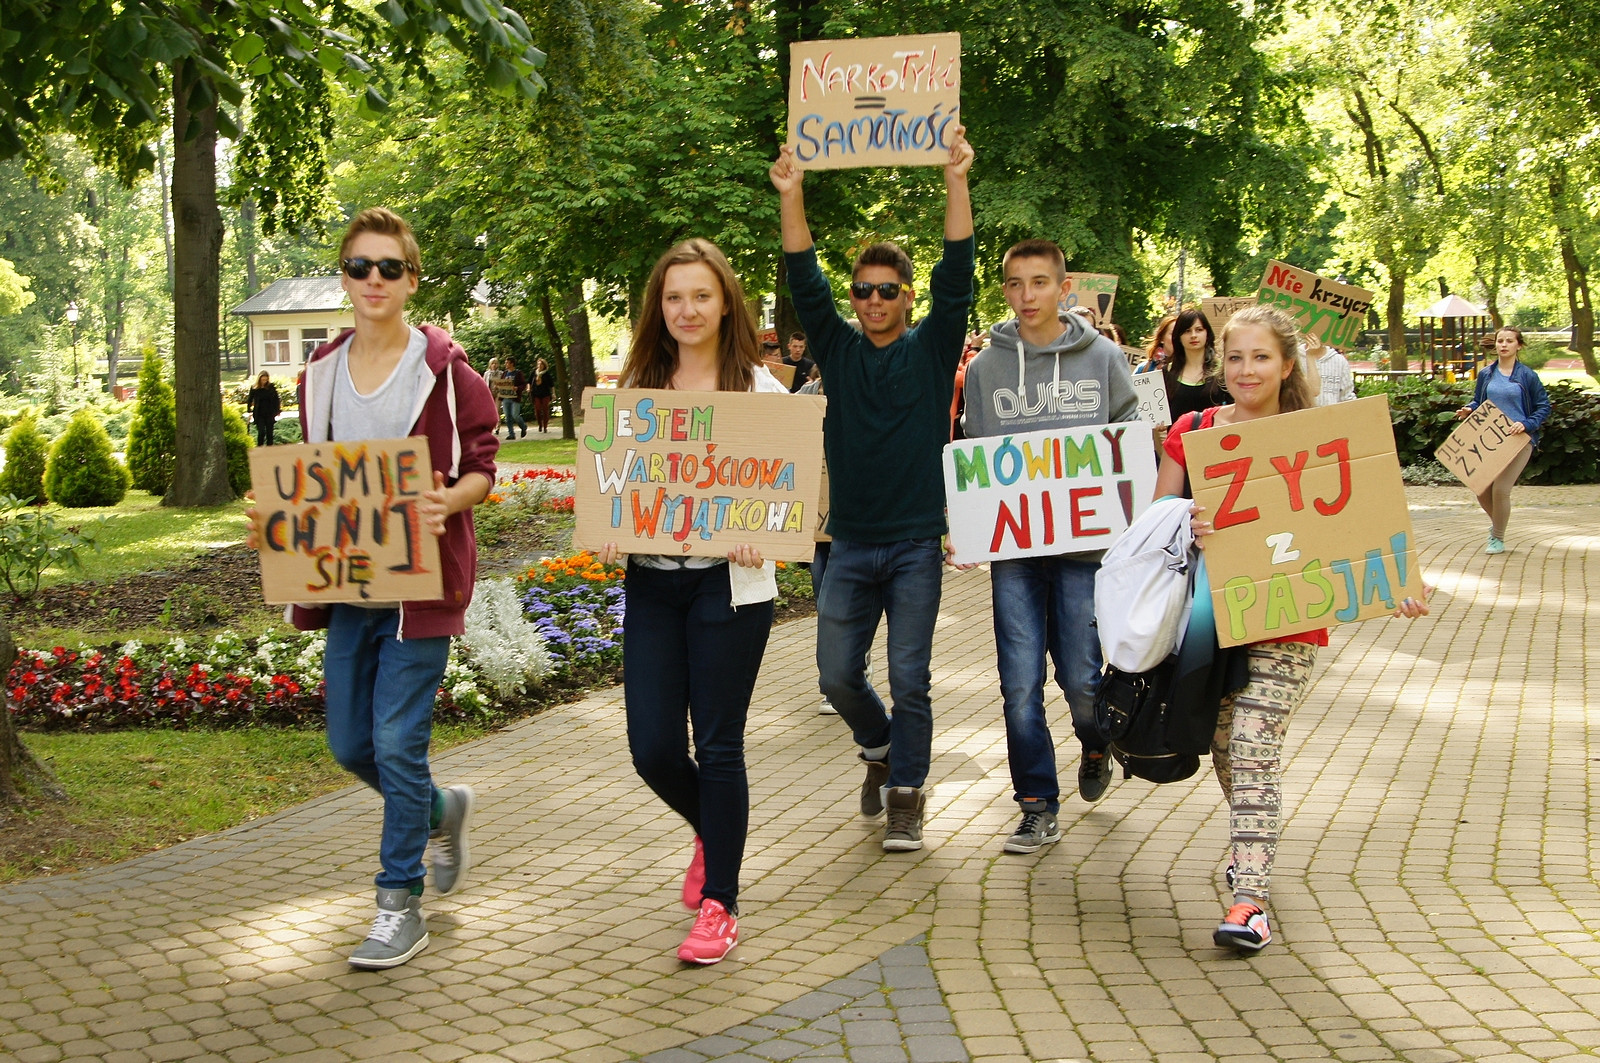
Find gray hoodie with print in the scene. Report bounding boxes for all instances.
[961,311,1140,439]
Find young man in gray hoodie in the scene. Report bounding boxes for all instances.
[961,239,1140,854]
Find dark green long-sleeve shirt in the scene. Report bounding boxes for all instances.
[785,237,975,542]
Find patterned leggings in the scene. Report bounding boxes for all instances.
[1211,641,1318,903]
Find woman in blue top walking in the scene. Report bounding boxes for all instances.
[1456,326,1551,554]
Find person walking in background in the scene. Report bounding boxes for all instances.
[1162,307,1228,419]
[529,357,556,433]
[1151,304,1429,953]
[245,371,281,447]
[483,357,503,432]
[780,333,816,394]
[960,239,1140,853]
[596,239,786,966]
[1309,334,1356,406]
[1136,314,1177,375]
[498,357,528,439]
[1456,326,1551,555]
[246,207,498,969]
[771,125,975,854]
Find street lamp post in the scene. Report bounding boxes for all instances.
[65,300,80,388]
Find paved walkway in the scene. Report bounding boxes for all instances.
[2,486,1598,1063]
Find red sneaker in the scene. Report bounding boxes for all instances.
[678,898,737,965]
[682,836,705,910]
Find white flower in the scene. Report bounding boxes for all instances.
[459,578,554,700]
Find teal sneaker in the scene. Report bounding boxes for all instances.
[430,784,474,896]
[349,887,428,969]
[1485,536,1505,555]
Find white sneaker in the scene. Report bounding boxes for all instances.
[818,696,837,715]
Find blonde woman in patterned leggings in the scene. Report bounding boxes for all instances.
[1154,305,1431,952]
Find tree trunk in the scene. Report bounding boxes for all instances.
[1559,232,1597,376]
[1386,264,1409,371]
[157,137,175,294]
[562,284,595,415]
[0,616,64,807]
[538,290,577,440]
[165,61,233,506]
[241,199,259,295]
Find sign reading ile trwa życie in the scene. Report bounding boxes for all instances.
[1434,399,1531,495]
[574,389,827,562]
[788,33,961,170]
[1182,396,1424,647]
[943,423,1158,564]
[249,438,442,605]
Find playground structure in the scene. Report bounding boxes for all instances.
[1418,294,1492,379]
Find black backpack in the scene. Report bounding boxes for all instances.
[1094,656,1213,783]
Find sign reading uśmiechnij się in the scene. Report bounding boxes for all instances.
[249,438,442,605]
[943,422,1159,564]
[1254,260,1376,347]
[1183,396,1423,647]
[787,33,960,170]
[1434,400,1531,496]
[573,389,827,562]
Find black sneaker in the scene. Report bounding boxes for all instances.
[859,755,890,817]
[1078,749,1113,802]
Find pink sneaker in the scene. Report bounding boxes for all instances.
[682,836,705,910]
[677,898,737,965]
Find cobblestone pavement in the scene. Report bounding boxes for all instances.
[1,486,1597,1063]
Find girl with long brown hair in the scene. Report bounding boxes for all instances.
[599,238,786,965]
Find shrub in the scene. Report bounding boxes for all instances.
[43,409,130,507]
[126,344,176,495]
[1519,339,1562,371]
[0,410,50,503]
[0,494,98,598]
[274,415,303,445]
[459,578,555,699]
[222,404,252,497]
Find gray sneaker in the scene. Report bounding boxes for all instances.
[859,755,890,817]
[349,887,428,969]
[1003,807,1061,854]
[430,784,474,895]
[883,786,925,852]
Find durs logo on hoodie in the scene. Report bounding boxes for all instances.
[988,379,1102,421]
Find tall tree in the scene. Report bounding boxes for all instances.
[0,0,547,504]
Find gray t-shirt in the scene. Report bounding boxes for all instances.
[331,327,428,441]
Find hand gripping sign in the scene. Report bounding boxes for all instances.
[1182,396,1424,647]
[788,33,961,170]
[1435,400,1531,495]
[944,422,1159,564]
[250,438,442,605]
[574,389,827,562]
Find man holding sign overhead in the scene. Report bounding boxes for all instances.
[770,88,973,854]
[960,240,1140,852]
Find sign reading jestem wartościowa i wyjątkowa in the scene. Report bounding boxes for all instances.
[1182,396,1424,647]
[788,33,960,170]
[573,389,827,562]
[943,422,1159,564]
[249,438,442,605]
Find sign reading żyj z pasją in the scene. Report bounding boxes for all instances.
[574,389,827,563]
[944,423,1158,564]
[788,33,961,170]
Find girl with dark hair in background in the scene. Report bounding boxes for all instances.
[596,238,786,966]
[1162,308,1228,418]
[246,371,281,447]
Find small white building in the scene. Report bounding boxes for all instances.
[230,277,354,380]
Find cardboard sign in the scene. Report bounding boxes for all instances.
[1060,273,1118,324]
[1183,396,1422,647]
[1130,373,1171,426]
[764,360,797,389]
[1255,260,1375,347]
[1201,297,1256,330]
[574,389,827,562]
[249,438,442,605]
[1435,400,1531,495]
[788,33,961,170]
[944,422,1158,563]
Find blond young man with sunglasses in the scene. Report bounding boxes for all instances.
[769,129,975,853]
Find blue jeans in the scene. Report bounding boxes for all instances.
[990,555,1106,813]
[501,398,526,434]
[624,562,773,911]
[816,537,944,789]
[322,605,452,891]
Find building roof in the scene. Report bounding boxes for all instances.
[1422,294,1487,319]
[230,277,348,316]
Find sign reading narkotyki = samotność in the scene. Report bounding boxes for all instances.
[788,33,961,170]
[574,389,827,562]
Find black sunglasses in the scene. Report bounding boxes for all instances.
[850,281,906,301]
[342,257,415,281]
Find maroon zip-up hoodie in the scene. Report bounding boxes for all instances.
[289,324,500,638]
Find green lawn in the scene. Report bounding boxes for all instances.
[495,435,577,466]
[39,490,250,588]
